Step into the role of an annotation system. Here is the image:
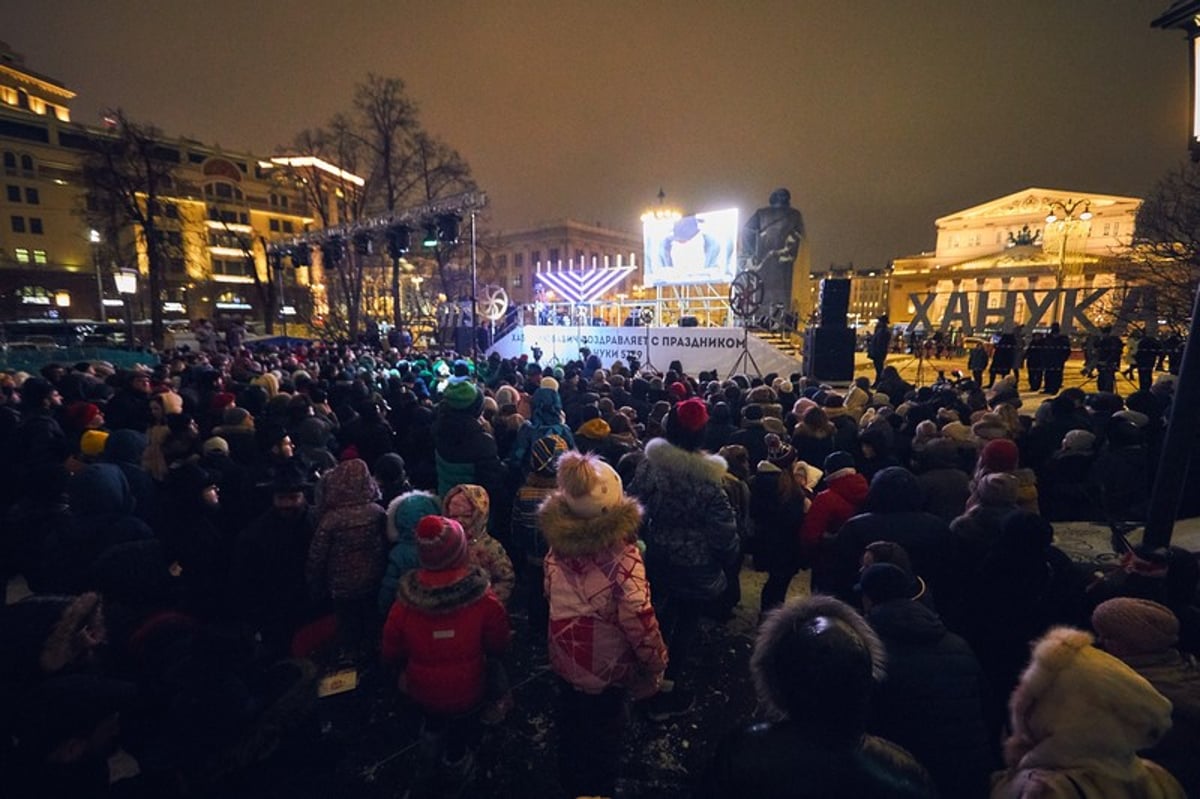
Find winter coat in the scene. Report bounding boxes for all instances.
[306,459,386,601]
[951,502,1020,563]
[799,471,869,557]
[377,491,442,614]
[432,407,505,500]
[916,466,971,523]
[55,464,153,592]
[509,388,576,470]
[1038,450,1097,522]
[832,468,959,603]
[749,468,807,570]
[702,724,936,799]
[511,472,557,565]
[443,484,515,604]
[867,599,997,799]
[540,492,667,695]
[1120,649,1200,796]
[629,438,739,600]
[230,505,318,637]
[380,565,510,716]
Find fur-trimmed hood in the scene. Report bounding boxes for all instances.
[396,565,490,613]
[643,437,727,485]
[1004,626,1174,775]
[538,492,642,557]
[752,595,886,722]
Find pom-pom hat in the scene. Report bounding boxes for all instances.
[555,450,623,519]
[1092,597,1180,655]
[441,380,483,414]
[414,515,469,571]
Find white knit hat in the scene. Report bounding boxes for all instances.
[555,450,623,519]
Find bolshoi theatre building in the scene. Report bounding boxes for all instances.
[887,188,1145,337]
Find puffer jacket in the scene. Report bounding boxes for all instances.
[381,565,510,715]
[306,459,386,600]
[799,470,869,557]
[540,491,667,696]
[509,388,576,470]
[629,438,738,600]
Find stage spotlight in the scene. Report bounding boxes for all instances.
[422,222,439,248]
[290,244,311,267]
[387,225,411,258]
[353,231,374,256]
[321,236,344,269]
[436,213,461,244]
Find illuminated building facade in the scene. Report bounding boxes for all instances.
[0,43,317,327]
[889,188,1142,335]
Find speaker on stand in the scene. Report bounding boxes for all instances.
[805,277,855,382]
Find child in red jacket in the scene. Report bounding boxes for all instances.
[381,514,510,795]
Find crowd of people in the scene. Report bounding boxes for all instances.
[0,335,1198,798]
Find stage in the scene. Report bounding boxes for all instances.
[486,324,803,378]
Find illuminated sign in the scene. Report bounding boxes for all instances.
[642,208,738,287]
[215,302,252,310]
[280,305,297,316]
[163,302,186,313]
[537,267,636,304]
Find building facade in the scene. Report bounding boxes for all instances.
[889,187,1142,336]
[0,43,318,332]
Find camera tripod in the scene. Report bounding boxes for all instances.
[728,327,762,378]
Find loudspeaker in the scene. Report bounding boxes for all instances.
[804,325,856,382]
[679,315,699,327]
[819,278,851,327]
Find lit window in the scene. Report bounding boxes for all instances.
[33,249,46,264]
[513,273,523,288]
[14,247,29,262]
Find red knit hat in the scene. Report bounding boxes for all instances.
[668,381,689,401]
[674,397,708,432]
[979,438,1019,472]
[415,515,468,571]
[65,401,101,429]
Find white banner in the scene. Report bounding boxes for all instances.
[487,325,803,378]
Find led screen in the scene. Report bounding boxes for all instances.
[642,208,738,287]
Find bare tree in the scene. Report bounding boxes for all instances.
[1128,162,1200,336]
[352,75,478,320]
[80,110,178,348]
[285,119,371,339]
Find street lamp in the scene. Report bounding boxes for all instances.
[1044,198,1092,324]
[114,267,138,347]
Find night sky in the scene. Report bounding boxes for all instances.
[3,1,1190,271]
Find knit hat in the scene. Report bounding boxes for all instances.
[941,420,973,442]
[855,562,919,603]
[766,434,796,470]
[531,434,569,476]
[668,381,689,401]
[387,491,442,544]
[1092,598,1180,656]
[979,438,1019,472]
[495,385,520,408]
[971,414,1009,441]
[975,472,1019,506]
[414,515,469,571]
[202,436,229,456]
[576,417,610,440]
[441,380,483,414]
[673,398,709,432]
[1061,429,1096,453]
[159,391,184,416]
[556,450,623,518]
[80,429,109,458]
[210,392,236,413]
[65,401,102,429]
[222,406,251,427]
[824,450,856,476]
[540,376,560,392]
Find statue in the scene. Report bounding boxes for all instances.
[740,188,811,323]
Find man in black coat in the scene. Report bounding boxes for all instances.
[832,467,960,605]
[859,563,997,798]
[1040,322,1071,395]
